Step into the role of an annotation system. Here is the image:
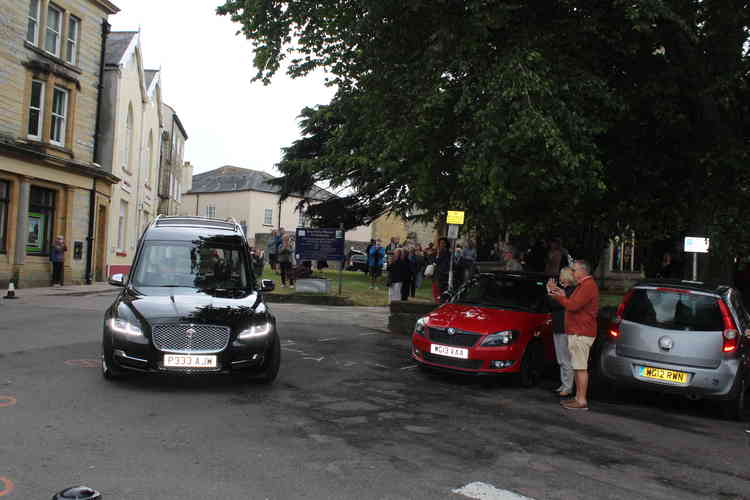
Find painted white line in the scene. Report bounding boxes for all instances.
[318,337,337,342]
[400,365,418,370]
[303,356,325,362]
[453,482,533,500]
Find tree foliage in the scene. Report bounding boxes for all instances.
[218,0,750,273]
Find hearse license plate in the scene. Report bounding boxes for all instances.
[164,354,217,368]
[430,344,469,359]
[639,365,688,384]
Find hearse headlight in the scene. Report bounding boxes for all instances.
[108,318,143,337]
[415,317,427,336]
[481,330,518,347]
[238,322,273,339]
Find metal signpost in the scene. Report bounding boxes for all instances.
[446,211,465,291]
[683,236,709,281]
[295,227,346,295]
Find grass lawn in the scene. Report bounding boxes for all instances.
[258,267,434,307]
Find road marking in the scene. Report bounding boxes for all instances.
[282,348,306,354]
[317,337,337,342]
[400,365,418,370]
[0,396,16,408]
[0,477,14,496]
[453,482,534,500]
[65,359,101,368]
[303,356,325,362]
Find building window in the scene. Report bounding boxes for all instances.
[117,200,128,251]
[206,205,216,218]
[0,181,9,254]
[264,208,273,226]
[45,4,62,57]
[27,186,55,255]
[27,80,45,140]
[26,0,40,45]
[123,104,133,171]
[50,87,68,146]
[145,130,153,185]
[66,16,79,65]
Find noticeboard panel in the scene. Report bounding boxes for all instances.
[295,228,345,261]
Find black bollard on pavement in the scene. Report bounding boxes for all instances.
[52,485,102,499]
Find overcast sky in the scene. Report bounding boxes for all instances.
[109,0,336,176]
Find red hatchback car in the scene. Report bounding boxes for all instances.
[412,272,556,386]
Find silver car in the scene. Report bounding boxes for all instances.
[599,280,749,419]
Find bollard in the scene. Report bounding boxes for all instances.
[52,485,102,499]
[4,281,18,299]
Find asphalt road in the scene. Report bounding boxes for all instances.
[0,290,749,499]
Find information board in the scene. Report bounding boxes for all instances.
[446,210,465,225]
[684,237,710,254]
[295,228,345,261]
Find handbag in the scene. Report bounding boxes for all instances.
[424,263,435,278]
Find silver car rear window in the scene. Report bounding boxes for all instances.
[623,289,724,331]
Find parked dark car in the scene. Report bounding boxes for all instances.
[346,249,368,272]
[600,279,749,419]
[412,272,555,386]
[102,216,280,383]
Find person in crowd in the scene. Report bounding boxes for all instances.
[388,248,410,303]
[424,242,436,263]
[250,247,265,278]
[385,236,400,266]
[545,238,563,274]
[657,251,678,279]
[462,241,477,281]
[401,248,415,301]
[547,266,577,397]
[432,237,451,302]
[548,260,599,411]
[278,234,295,288]
[368,239,386,289]
[266,230,280,273]
[365,238,375,275]
[50,235,67,286]
[502,248,523,271]
[525,239,547,272]
[411,246,426,297]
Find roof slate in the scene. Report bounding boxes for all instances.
[105,31,137,66]
[187,166,332,201]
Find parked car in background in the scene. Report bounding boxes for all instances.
[411,272,555,386]
[599,280,749,419]
[102,216,281,384]
[346,249,368,272]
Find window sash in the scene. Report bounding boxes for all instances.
[26,0,39,44]
[66,16,79,65]
[28,80,45,140]
[206,206,216,218]
[50,87,68,146]
[45,4,62,56]
[264,208,273,226]
[0,181,8,253]
[118,201,128,250]
[123,108,133,170]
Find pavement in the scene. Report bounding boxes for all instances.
[1,282,118,301]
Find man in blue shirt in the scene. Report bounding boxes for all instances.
[368,239,386,289]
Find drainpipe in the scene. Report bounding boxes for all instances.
[86,19,110,284]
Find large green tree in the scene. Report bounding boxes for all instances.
[218,0,750,275]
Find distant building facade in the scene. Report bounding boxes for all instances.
[371,213,438,248]
[0,0,120,287]
[157,103,190,216]
[180,166,371,244]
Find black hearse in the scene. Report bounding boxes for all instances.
[102,216,280,383]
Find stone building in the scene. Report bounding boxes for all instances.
[0,0,120,287]
[96,30,163,276]
[157,103,190,216]
[180,165,371,245]
[370,213,438,248]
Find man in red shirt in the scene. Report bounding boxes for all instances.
[549,260,599,410]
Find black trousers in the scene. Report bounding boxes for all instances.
[280,261,294,285]
[51,262,64,285]
[401,278,412,301]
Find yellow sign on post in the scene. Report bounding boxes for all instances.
[446,211,465,225]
